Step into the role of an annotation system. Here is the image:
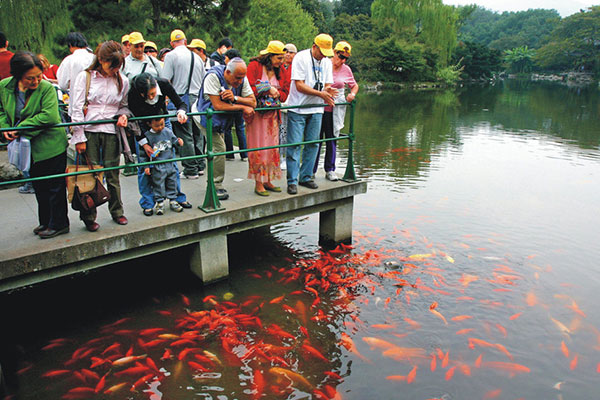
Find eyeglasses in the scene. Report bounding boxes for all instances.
[144,49,157,54]
[337,53,348,60]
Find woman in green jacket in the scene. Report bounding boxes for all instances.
[0,52,69,238]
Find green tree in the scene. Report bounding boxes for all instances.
[504,46,535,73]
[452,41,502,80]
[330,13,372,41]
[0,0,73,63]
[535,7,600,73]
[335,0,374,16]
[371,0,458,66]
[232,0,317,60]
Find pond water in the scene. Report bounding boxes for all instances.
[2,80,600,400]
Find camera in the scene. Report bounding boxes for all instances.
[313,82,323,91]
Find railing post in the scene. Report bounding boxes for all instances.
[199,109,224,212]
[342,99,357,182]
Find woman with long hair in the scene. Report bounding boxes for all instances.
[70,40,130,231]
[0,52,69,238]
[246,40,290,196]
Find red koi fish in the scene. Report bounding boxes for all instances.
[561,341,569,358]
[252,369,265,400]
[302,344,329,362]
[430,353,437,372]
[483,389,502,399]
[456,328,474,335]
[406,366,417,384]
[340,333,371,363]
[130,373,154,392]
[445,366,456,380]
[41,369,71,378]
[570,354,578,370]
[509,312,523,320]
[429,303,448,325]
[475,354,483,368]
[441,351,449,368]
[451,315,473,322]
[482,361,530,375]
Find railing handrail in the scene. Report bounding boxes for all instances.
[0,101,358,212]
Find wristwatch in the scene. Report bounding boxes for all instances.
[234,95,238,103]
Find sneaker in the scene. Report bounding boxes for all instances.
[198,170,205,176]
[287,184,297,195]
[170,200,183,212]
[184,174,199,180]
[241,157,247,162]
[326,171,339,181]
[216,189,229,200]
[179,201,192,209]
[143,208,153,216]
[280,160,287,171]
[155,201,164,215]
[19,183,35,194]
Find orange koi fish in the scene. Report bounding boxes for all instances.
[302,344,329,362]
[131,373,154,392]
[441,351,449,368]
[445,366,456,381]
[475,354,483,368]
[561,341,569,358]
[570,354,578,370]
[103,382,128,395]
[458,363,471,376]
[567,301,586,318]
[362,337,397,351]
[429,307,448,325]
[269,367,314,391]
[451,315,473,322]
[406,366,417,384]
[509,312,523,320]
[340,333,371,363]
[382,347,427,362]
[459,274,478,287]
[430,353,437,371]
[94,373,107,394]
[495,323,507,338]
[386,375,406,381]
[112,354,146,367]
[483,389,502,399]
[456,328,474,335]
[482,361,530,375]
[252,369,265,400]
[41,369,71,378]
[526,292,537,307]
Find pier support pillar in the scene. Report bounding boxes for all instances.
[319,198,354,246]
[189,231,229,283]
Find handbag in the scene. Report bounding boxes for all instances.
[65,153,104,202]
[71,177,110,212]
[67,153,110,211]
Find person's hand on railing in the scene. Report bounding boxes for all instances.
[116,115,128,128]
[177,110,188,124]
[2,130,18,141]
[75,142,86,154]
[220,89,235,103]
[242,106,255,124]
[347,92,356,102]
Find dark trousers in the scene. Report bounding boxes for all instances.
[30,151,69,230]
[224,113,247,159]
[313,111,337,173]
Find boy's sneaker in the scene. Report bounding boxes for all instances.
[155,201,164,215]
[19,182,35,194]
[170,200,183,212]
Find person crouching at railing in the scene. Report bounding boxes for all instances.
[69,41,130,232]
[246,40,290,196]
[0,52,70,238]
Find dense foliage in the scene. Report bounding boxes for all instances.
[2,0,600,83]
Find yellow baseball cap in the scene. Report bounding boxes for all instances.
[144,41,158,51]
[334,41,352,56]
[121,34,130,44]
[314,34,334,57]
[187,39,206,50]
[259,40,285,55]
[170,29,186,42]
[128,32,145,45]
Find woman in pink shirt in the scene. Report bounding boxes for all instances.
[70,41,130,232]
[313,41,359,181]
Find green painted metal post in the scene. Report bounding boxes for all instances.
[199,109,224,212]
[342,99,358,182]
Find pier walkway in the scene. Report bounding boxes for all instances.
[0,152,367,292]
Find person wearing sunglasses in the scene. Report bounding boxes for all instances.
[313,41,358,181]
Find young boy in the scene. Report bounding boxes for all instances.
[139,117,185,215]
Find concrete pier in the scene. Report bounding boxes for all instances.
[0,155,366,292]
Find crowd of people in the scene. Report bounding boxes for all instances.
[0,29,359,239]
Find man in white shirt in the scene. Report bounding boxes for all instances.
[285,34,337,195]
[56,32,94,116]
[122,31,162,81]
[161,29,205,178]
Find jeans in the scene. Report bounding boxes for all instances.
[135,141,187,209]
[224,113,247,159]
[286,111,323,186]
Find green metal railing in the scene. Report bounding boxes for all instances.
[0,101,358,213]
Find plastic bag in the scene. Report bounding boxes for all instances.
[7,137,31,172]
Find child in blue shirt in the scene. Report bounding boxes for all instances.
[139,117,184,215]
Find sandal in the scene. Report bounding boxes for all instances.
[264,183,282,192]
[255,188,270,196]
